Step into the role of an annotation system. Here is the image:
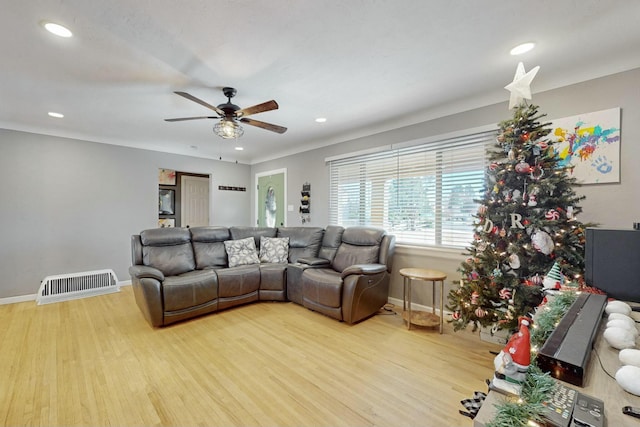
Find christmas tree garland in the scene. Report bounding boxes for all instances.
[487,292,578,427]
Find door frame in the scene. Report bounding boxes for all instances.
[255,168,287,227]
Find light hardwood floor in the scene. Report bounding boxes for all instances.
[0,286,501,426]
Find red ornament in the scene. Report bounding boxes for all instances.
[452,311,461,320]
[499,288,512,299]
[521,132,530,141]
[475,308,487,318]
[529,274,543,286]
[545,209,560,220]
[523,219,530,226]
[515,161,531,173]
[537,141,548,150]
[489,162,499,171]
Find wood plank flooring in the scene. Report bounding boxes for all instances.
[0,286,500,426]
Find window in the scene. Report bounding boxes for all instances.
[328,131,496,248]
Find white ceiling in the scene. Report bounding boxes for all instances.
[2,1,640,164]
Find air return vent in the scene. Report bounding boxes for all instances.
[37,269,119,305]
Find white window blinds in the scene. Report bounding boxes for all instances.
[328,131,496,248]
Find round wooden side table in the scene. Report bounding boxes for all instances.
[399,268,447,334]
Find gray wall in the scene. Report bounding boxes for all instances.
[0,130,250,299]
[251,67,640,308]
[2,68,637,303]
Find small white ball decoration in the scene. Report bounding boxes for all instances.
[609,312,636,326]
[607,319,639,336]
[606,300,632,316]
[616,365,640,396]
[603,327,637,350]
[619,349,640,368]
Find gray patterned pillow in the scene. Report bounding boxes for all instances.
[224,237,260,267]
[259,236,290,263]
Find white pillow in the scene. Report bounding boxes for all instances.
[620,349,640,368]
[616,365,640,396]
[603,327,637,350]
[259,236,290,263]
[224,237,260,268]
[606,300,632,316]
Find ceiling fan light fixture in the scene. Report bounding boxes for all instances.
[214,119,244,139]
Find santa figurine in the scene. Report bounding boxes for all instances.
[491,316,532,396]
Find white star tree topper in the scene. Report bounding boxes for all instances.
[504,62,540,109]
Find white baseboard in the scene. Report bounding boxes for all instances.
[0,293,37,305]
[0,279,132,306]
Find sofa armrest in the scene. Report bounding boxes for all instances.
[296,257,331,267]
[129,265,165,282]
[341,263,386,279]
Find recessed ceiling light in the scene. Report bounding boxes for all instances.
[315,117,327,123]
[41,21,73,38]
[510,42,535,56]
[48,112,64,118]
[235,146,244,151]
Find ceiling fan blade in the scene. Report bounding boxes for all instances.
[239,117,287,134]
[174,91,226,116]
[165,116,218,122]
[236,100,279,118]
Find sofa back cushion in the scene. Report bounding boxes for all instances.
[140,228,195,276]
[318,225,344,262]
[190,226,230,269]
[331,227,385,273]
[277,227,324,263]
[229,227,277,251]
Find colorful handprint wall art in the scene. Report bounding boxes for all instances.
[549,107,620,184]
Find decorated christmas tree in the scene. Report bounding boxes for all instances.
[447,63,590,332]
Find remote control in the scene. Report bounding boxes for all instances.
[623,406,640,419]
[571,392,604,427]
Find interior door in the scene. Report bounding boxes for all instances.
[181,175,210,227]
[257,170,286,227]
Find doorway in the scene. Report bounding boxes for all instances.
[158,169,210,227]
[181,175,210,228]
[255,169,286,227]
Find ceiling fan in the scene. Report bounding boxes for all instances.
[165,87,287,139]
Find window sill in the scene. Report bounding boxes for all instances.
[394,244,464,261]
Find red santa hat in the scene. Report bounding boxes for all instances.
[502,316,532,366]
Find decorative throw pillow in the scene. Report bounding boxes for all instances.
[224,237,260,268]
[259,236,290,263]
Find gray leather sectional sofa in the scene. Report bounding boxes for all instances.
[129,225,395,327]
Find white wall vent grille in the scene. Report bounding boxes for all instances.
[36,269,119,305]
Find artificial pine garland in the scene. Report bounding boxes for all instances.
[486,291,577,427]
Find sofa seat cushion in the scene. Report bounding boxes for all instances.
[302,268,343,308]
[259,236,290,263]
[224,237,260,267]
[216,265,261,298]
[259,264,287,291]
[163,270,217,312]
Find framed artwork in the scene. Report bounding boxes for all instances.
[159,168,176,185]
[158,218,175,228]
[159,189,175,215]
[549,108,621,184]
